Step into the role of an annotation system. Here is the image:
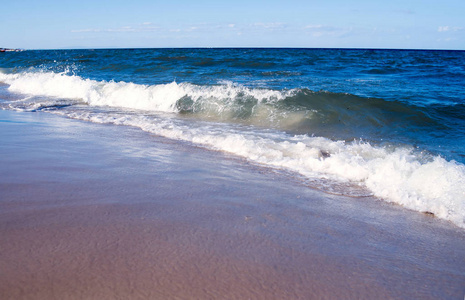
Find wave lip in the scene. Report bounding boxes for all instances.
[0,71,294,113]
[0,71,183,112]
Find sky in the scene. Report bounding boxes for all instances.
[1,0,465,50]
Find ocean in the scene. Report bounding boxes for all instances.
[1,48,464,228]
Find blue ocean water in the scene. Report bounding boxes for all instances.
[1,48,464,227]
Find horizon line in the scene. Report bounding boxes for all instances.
[13,46,465,52]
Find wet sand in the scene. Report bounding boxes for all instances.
[1,110,464,299]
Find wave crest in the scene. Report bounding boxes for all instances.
[0,70,438,140]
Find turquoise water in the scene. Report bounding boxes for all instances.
[1,48,464,227]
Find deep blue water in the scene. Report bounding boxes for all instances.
[1,48,465,227]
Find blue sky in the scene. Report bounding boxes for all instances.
[2,0,465,50]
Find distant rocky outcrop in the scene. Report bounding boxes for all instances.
[0,48,24,52]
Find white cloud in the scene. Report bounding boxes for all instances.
[71,29,102,33]
[304,24,351,37]
[253,22,286,30]
[437,37,458,42]
[438,26,464,32]
[72,24,161,34]
[305,25,324,30]
[107,26,136,32]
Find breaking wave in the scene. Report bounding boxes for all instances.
[1,69,464,228]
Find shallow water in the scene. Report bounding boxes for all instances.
[1,109,464,299]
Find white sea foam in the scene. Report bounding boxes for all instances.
[0,71,291,113]
[1,70,464,228]
[53,110,464,228]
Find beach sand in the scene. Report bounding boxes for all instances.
[1,109,464,299]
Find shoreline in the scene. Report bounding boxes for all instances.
[1,109,464,299]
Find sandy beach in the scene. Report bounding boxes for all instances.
[1,109,464,299]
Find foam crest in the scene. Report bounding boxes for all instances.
[55,111,465,228]
[0,71,182,112]
[0,71,291,114]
